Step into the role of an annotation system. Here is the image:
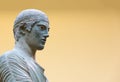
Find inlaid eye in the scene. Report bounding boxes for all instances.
[40,25,46,30]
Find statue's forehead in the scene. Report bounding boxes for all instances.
[37,21,49,27]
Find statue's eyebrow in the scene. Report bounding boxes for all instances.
[36,24,48,27]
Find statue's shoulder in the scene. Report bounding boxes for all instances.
[0,50,17,59]
[0,50,32,82]
[0,50,25,65]
[0,50,14,60]
[0,50,27,73]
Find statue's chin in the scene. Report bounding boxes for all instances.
[37,46,44,50]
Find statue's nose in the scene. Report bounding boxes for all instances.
[44,34,49,38]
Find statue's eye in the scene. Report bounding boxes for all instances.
[40,25,46,30]
[37,25,46,30]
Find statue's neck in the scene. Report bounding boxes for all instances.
[14,39,36,60]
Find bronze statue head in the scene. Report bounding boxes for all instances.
[13,9,49,50]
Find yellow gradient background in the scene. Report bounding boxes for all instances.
[0,0,120,82]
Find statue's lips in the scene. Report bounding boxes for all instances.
[41,39,46,44]
[42,39,46,42]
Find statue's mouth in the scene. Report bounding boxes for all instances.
[42,39,46,42]
[41,39,46,45]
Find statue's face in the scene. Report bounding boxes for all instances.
[26,20,49,50]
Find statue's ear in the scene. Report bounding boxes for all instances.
[19,23,26,35]
[19,22,32,34]
[25,23,32,32]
